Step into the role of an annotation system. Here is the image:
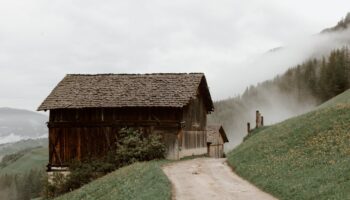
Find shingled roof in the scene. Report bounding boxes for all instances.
[38,73,214,111]
[207,125,229,144]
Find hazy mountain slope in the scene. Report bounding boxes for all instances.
[321,12,350,33]
[209,13,350,149]
[0,108,48,144]
[0,138,47,162]
[0,146,47,175]
[227,89,350,200]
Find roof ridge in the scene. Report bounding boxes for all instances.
[38,72,213,111]
[67,73,204,76]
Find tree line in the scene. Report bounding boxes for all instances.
[209,46,350,143]
[229,46,350,109]
[274,47,350,102]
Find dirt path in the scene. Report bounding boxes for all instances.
[162,158,277,200]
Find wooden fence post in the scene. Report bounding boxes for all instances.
[256,110,261,128]
[247,122,251,134]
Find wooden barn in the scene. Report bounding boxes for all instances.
[206,125,229,158]
[38,73,214,170]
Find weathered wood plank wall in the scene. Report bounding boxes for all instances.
[48,107,182,166]
[48,86,210,166]
[178,90,208,157]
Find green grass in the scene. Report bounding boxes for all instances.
[0,147,48,175]
[55,160,171,200]
[244,126,271,141]
[228,89,350,200]
[0,138,47,160]
[318,89,350,108]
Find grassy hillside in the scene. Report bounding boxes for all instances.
[0,146,48,175]
[0,138,47,160]
[318,89,350,108]
[55,161,171,200]
[228,89,350,200]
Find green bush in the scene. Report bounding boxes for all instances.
[115,128,166,167]
[43,157,116,199]
[42,172,66,199]
[43,128,166,199]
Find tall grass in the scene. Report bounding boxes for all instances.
[228,90,350,200]
[54,161,171,200]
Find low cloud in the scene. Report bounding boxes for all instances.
[0,0,349,110]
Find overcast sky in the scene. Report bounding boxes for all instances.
[0,0,349,111]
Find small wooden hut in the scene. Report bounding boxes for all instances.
[38,73,214,171]
[206,125,229,158]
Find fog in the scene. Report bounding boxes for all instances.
[214,27,350,99]
[211,86,318,150]
[0,0,349,110]
[210,27,350,150]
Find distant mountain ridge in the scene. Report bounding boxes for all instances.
[0,107,48,144]
[321,12,350,33]
[0,138,47,159]
[267,12,350,53]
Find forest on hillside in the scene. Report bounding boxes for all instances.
[322,12,350,33]
[209,47,350,146]
[270,47,350,102]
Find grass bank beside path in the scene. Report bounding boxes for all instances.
[55,160,171,200]
[228,90,350,200]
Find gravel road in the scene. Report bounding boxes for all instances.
[162,158,277,200]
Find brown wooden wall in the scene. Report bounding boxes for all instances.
[49,126,118,166]
[48,95,209,166]
[50,107,182,123]
[208,144,224,158]
[181,96,207,131]
[48,107,182,166]
[180,91,208,150]
[208,131,225,158]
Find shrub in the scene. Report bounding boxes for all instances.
[43,157,116,199]
[43,128,166,199]
[42,172,66,199]
[115,128,166,167]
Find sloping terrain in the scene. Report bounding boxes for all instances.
[321,12,350,33]
[54,161,171,200]
[0,138,47,160]
[0,107,48,144]
[318,89,350,108]
[0,146,47,175]
[209,13,350,148]
[228,90,350,200]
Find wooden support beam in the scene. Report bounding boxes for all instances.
[50,131,63,166]
[48,120,181,128]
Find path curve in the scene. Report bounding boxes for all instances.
[162,158,277,200]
